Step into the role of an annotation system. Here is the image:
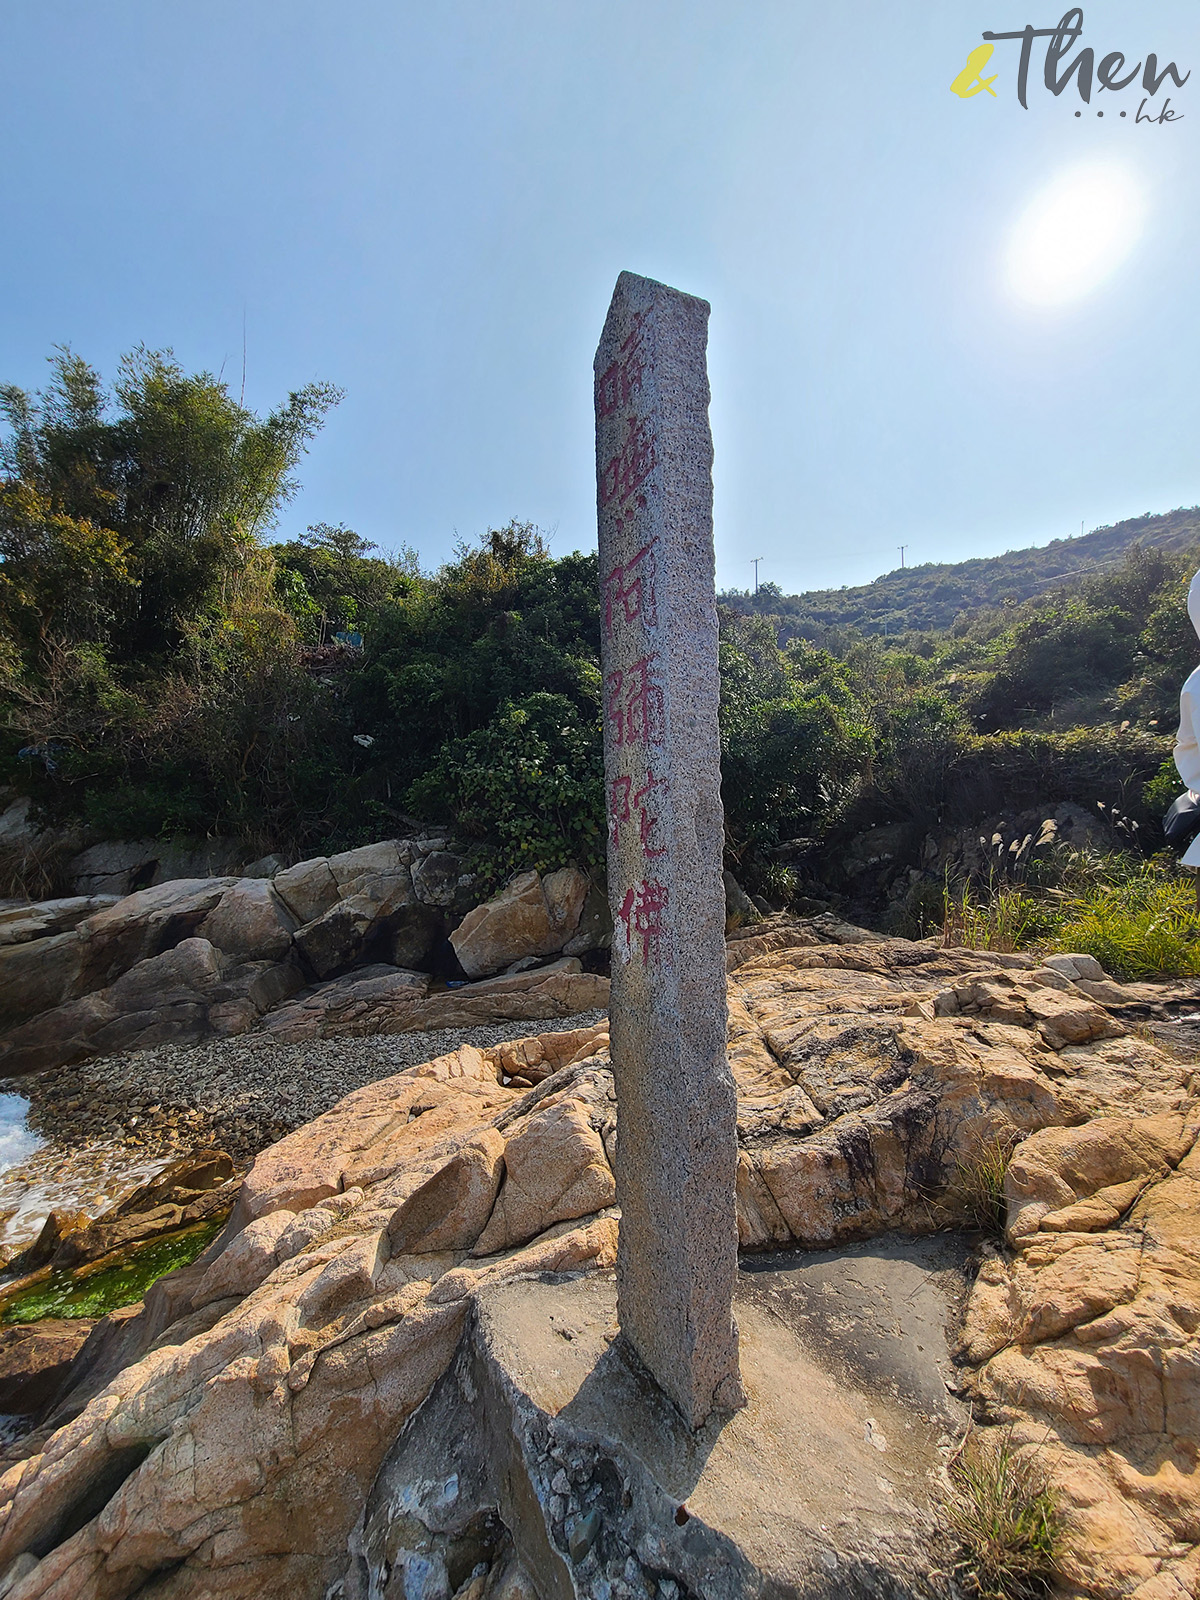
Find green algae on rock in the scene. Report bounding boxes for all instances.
[0,1218,223,1324]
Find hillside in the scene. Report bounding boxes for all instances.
[720,505,1200,636]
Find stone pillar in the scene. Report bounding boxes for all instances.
[594,271,745,1428]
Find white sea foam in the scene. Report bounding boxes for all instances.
[0,1092,43,1176]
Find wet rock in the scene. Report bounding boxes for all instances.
[0,1320,95,1417]
[50,1180,238,1270]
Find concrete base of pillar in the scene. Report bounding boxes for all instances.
[343,1239,970,1600]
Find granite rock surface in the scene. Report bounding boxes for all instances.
[0,925,1195,1597]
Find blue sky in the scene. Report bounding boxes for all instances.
[2,1,1197,592]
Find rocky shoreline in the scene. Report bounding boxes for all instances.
[6,1010,609,1165]
[0,924,1196,1596]
[0,1011,610,1253]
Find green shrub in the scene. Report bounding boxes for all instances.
[408,692,604,889]
[1143,755,1183,819]
[944,727,1170,828]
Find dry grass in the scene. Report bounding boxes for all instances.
[947,1131,1020,1235]
[0,833,79,901]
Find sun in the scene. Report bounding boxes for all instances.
[1005,162,1147,308]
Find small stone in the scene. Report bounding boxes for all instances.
[568,1508,601,1563]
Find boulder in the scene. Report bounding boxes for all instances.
[723,869,761,927]
[327,840,406,889]
[258,957,607,1043]
[0,797,34,846]
[257,965,432,1042]
[0,932,83,1028]
[72,877,237,993]
[388,1129,507,1254]
[294,879,414,977]
[472,1094,615,1255]
[959,1110,1200,1597]
[450,868,589,978]
[0,1320,95,1417]
[917,803,1121,903]
[1004,1113,1195,1240]
[562,882,611,956]
[411,850,468,908]
[273,856,340,925]
[383,902,446,969]
[65,838,161,898]
[0,898,117,949]
[68,837,246,897]
[0,939,304,1076]
[294,895,381,977]
[197,879,296,961]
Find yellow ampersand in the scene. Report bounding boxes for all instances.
[951,42,999,98]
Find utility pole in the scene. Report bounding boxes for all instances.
[751,557,763,594]
[898,545,907,568]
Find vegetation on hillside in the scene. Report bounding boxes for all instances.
[720,507,1200,637]
[2,344,1199,956]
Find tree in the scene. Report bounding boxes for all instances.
[271,522,416,644]
[0,346,341,662]
[0,347,344,846]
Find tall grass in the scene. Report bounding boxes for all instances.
[1053,874,1200,981]
[947,1431,1061,1600]
[943,884,1058,954]
[941,850,1200,980]
[947,1132,1020,1234]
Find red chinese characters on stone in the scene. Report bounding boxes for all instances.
[605,654,665,749]
[609,773,667,856]
[595,314,647,419]
[599,415,657,509]
[617,878,670,969]
[603,540,657,638]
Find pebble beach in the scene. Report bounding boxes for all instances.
[0,1012,608,1255]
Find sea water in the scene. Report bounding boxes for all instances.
[0,1093,44,1177]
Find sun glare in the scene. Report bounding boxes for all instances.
[1006,162,1147,308]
